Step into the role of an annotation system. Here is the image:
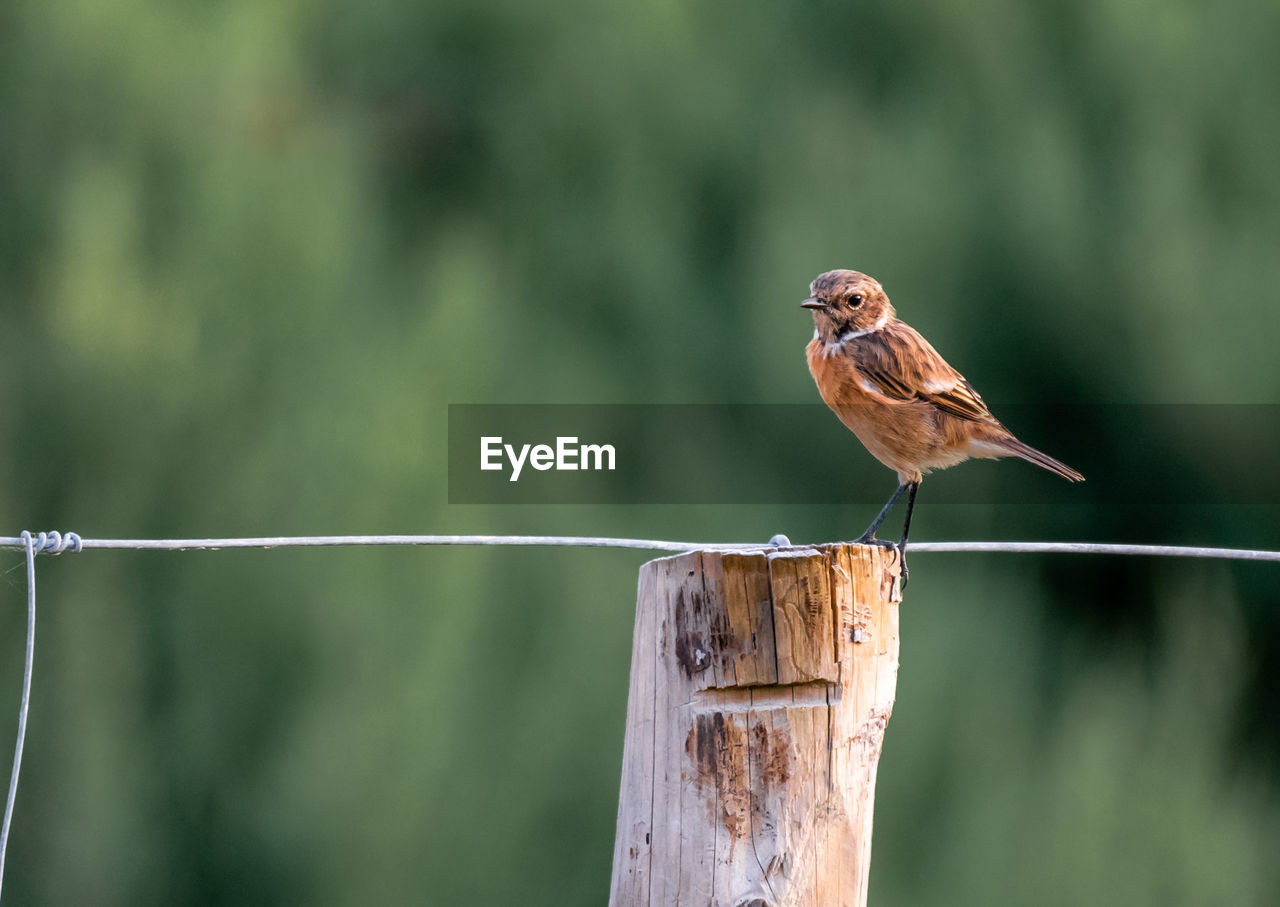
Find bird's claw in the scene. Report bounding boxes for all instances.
[853,536,910,589]
[852,533,899,551]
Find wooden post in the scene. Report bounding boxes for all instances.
[609,543,902,907]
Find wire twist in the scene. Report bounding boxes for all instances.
[21,531,82,556]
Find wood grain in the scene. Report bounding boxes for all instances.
[610,544,902,907]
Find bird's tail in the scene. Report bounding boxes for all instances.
[998,438,1085,482]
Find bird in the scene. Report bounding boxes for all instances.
[802,269,1083,582]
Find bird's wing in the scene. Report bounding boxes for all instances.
[851,322,998,424]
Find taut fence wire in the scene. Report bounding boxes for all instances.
[6,532,1280,560]
[2,528,1279,901]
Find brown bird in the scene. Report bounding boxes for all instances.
[803,269,1083,580]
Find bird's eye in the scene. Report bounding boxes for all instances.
[849,293,864,306]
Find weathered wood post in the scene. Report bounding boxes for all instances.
[609,543,902,907]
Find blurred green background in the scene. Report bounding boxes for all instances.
[4,0,1280,903]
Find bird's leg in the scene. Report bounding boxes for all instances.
[898,481,920,546]
[855,483,908,547]
[896,481,920,587]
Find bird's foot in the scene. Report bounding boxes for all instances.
[851,532,898,551]
[853,535,910,589]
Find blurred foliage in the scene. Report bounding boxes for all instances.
[2,0,1280,903]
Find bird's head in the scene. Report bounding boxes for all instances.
[801,270,895,340]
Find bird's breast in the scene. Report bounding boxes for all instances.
[806,337,879,410]
[805,337,951,480]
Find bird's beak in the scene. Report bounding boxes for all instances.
[801,297,825,310]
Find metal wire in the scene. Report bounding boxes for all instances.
[4,533,702,553]
[0,534,39,901]
[906,541,1280,562]
[3,533,1280,561]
